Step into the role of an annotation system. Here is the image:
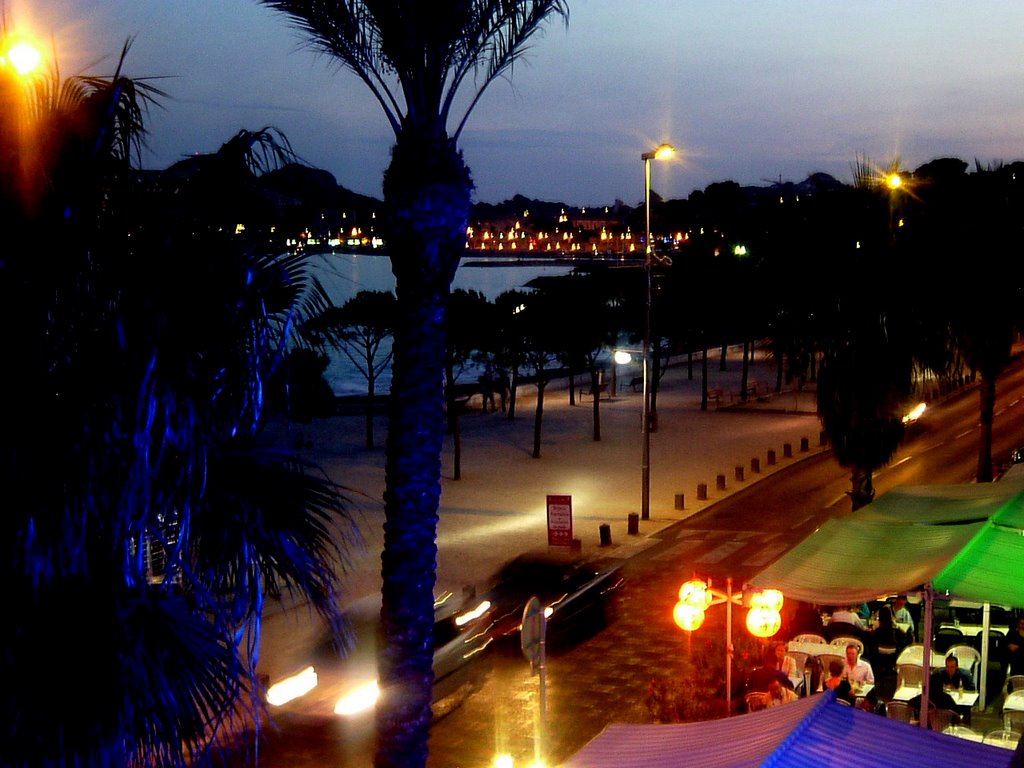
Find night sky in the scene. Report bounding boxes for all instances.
[17,1,1024,205]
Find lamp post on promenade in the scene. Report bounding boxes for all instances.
[639,143,675,520]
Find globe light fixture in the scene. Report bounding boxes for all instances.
[673,577,785,713]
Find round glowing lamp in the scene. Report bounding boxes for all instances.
[614,350,632,365]
[677,578,709,608]
[746,606,782,638]
[673,601,705,632]
[753,589,784,612]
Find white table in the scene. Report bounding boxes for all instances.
[938,622,1008,638]
[1003,690,1024,712]
[896,646,946,668]
[891,685,978,708]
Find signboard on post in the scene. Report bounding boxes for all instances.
[546,494,573,547]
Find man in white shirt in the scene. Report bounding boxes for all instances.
[830,605,867,630]
[842,643,875,684]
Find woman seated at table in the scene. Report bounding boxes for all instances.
[820,659,855,704]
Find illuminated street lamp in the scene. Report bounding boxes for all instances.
[673,577,784,714]
[639,143,674,520]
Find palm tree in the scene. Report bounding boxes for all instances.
[257,3,569,765]
[1,40,354,767]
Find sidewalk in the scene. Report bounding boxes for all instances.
[291,345,824,603]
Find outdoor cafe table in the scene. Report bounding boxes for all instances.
[892,686,978,705]
[938,622,1008,637]
[896,645,946,668]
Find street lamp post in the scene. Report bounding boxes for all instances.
[639,144,674,520]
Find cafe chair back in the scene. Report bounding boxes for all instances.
[885,700,913,723]
[1003,710,1024,733]
[984,729,1022,749]
[896,663,924,690]
[943,725,981,741]
[928,707,957,732]
[792,633,826,645]
[934,626,964,653]
[744,692,768,712]
[1006,674,1024,695]
[829,636,864,656]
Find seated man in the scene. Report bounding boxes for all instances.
[830,605,867,630]
[765,678,799,707]
[747,647,796,693]
[841,643,874,686]
[821,659,854,704]
[930,654,975,724]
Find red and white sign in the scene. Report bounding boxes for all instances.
[546,494,573,547]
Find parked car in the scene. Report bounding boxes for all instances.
[477,552,625,650]
[263,590,492,723]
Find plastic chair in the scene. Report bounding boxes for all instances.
[896,663,924,690]
[792,633,826,645]
[1003,710,1024,733]
[745,691,768,712]
[943,725,982,741]
[897,643,924,666]
[817,653,844,679]
[934,626,964,653]
[886,700,913,723]
[830,636,864,656]
[984,729,1021,749]
[928,707,957,732]
[1006,674,1024,694]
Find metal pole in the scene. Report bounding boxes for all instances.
[726,577,734,715]
[921,585,934,729]
[641,155,652,521]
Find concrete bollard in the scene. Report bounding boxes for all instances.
[735,466,745,482]
[783,443,793,458]
[800,437,810,453]
[627,512,640,535]
[716,474,727,491]
[674,493,685,511]
[767,449,776,466]
[697,482,708,501]
[599,524,612,546]
[751,457,761,474]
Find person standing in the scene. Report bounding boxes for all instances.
[892,595,916,640]
[1006,616,1024,677]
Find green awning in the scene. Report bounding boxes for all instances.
[750,479,1024,608]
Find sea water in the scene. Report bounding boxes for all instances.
[308,252,574,396]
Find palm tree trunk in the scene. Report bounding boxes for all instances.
[367,365,377,450]
[377,135,471,768]
[977,376,997,482]
[740,339,750,402]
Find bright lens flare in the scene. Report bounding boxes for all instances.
[886,173,902,190]
[266,666,318,706]
[455,599,491,626]
[654,144,675,160]
[334,679,380,716]
[494,754,515,768]
[5,40,42,76]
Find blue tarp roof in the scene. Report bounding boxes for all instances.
[560,693,1014,768]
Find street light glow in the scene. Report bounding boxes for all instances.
[886,173,902,190]
[3,39,43,77]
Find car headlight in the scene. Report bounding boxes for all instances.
[455,599,491,626]
[266,666,318,706]
[335,679,380,716]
